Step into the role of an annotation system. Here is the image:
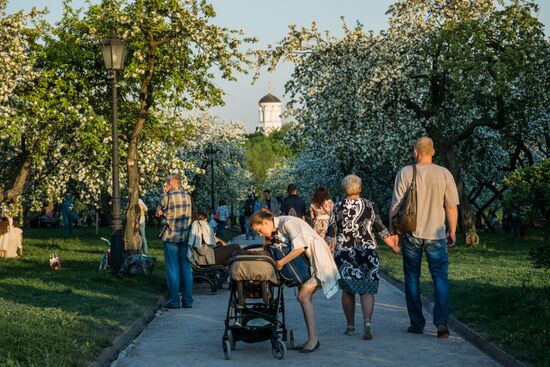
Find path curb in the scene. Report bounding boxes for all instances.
[90,296,164,367]
[380,273,527,367]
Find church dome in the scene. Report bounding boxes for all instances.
[259,93,281,104]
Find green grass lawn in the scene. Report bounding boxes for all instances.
[378,231,550,367]
[0,225,167,367]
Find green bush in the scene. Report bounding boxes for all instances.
[503,158,550,231]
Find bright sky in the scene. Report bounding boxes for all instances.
[7,0,550,132]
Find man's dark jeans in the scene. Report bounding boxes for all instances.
[163,241,193,308]
[401,234,449,330]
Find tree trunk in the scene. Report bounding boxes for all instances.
[124,129,143,253]
[439,146,480,246]
[0,151,32,205]
[123,35,155,252]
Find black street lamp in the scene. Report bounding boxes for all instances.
[102,28,127,273]
[205,145,217,212]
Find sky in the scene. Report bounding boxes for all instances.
[7,0,550,132]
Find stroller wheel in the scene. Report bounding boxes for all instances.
[228,330,236,351]
[286,329,294,349]
[272,338,286,360]
[223,337,231,360]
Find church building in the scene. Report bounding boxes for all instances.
[257,93,282,134]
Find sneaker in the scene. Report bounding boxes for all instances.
[363,322,373,340]
[344,326,355,336]
[407,326,424,334]
[437,324,450,338]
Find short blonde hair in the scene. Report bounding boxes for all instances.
[415,137,435,155]
[341,175,362,196]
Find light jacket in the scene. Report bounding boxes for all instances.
[187,220,215,265]
[273,216,340,299]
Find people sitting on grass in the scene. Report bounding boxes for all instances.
[189,212,240,266]
[0,216,23,258]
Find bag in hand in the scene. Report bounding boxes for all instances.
[392,164,417,235]
[268,235,311,288]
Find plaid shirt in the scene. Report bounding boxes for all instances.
[157,188,192,243]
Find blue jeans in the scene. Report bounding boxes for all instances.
[217,221,226,237]
[244,216,255,239]
[163,241,193,307]
[402,234,449,330]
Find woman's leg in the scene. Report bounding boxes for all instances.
[360,293,375,340]
[341,290,356,327]
[297,285,318,349]
[359,293,375,321]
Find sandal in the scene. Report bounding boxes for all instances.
[345,326,356,336]
[363,321,373,340]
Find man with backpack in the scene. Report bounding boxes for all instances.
[280,184,306,220]
[242,192,260,240]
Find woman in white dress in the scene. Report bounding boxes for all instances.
[251,211,340,353]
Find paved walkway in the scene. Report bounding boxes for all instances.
[111,270,500,366]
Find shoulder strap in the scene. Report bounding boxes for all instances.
[411,164,417,189]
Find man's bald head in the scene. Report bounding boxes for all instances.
[415,137,435,156]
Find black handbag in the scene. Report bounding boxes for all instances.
[392,164,417,235]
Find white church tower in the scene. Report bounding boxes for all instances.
[257,93,282,134]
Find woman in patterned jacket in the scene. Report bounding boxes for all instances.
[330,175,400,340]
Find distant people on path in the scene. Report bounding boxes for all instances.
[216,200,230,237]
[330,175,400,340]
[155,174,193,309]
[309,187,334,239]
[242,193,260,240]
[260,189,281,216]
[280,184,306,220]
[188,212,241,266]
[251,211,340,353]
[390,137,459,338]
[138,198,149,255]
[62,192,78,237]
[0,216,23,258]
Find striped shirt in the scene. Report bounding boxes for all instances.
[157,188,192,243]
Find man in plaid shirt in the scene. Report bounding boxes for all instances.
[156,174,193,308]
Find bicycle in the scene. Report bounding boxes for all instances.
[98,237,111,271]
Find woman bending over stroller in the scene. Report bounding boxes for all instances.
[251,211,340,353]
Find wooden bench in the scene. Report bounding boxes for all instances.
[192,263,229,293]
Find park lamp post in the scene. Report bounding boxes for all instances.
[102,29,127,274]
[205,145,217,212]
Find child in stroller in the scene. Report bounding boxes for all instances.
[222,249,294,360]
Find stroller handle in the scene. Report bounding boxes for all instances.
[228,255,277,268]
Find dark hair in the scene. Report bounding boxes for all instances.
[250,211,274,226]
[0,217,9,236]
[219,199,226,205]
[312,187,330,207]
[193,211,208,221]
[287,184,297,194]
[263,189,271,194]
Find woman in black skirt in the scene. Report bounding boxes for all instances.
[330,175,400,340]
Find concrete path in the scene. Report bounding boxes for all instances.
[111,276,500,367]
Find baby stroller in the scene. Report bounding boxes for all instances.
[222,249,294,360]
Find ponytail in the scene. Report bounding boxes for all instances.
[250,210,273,226]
